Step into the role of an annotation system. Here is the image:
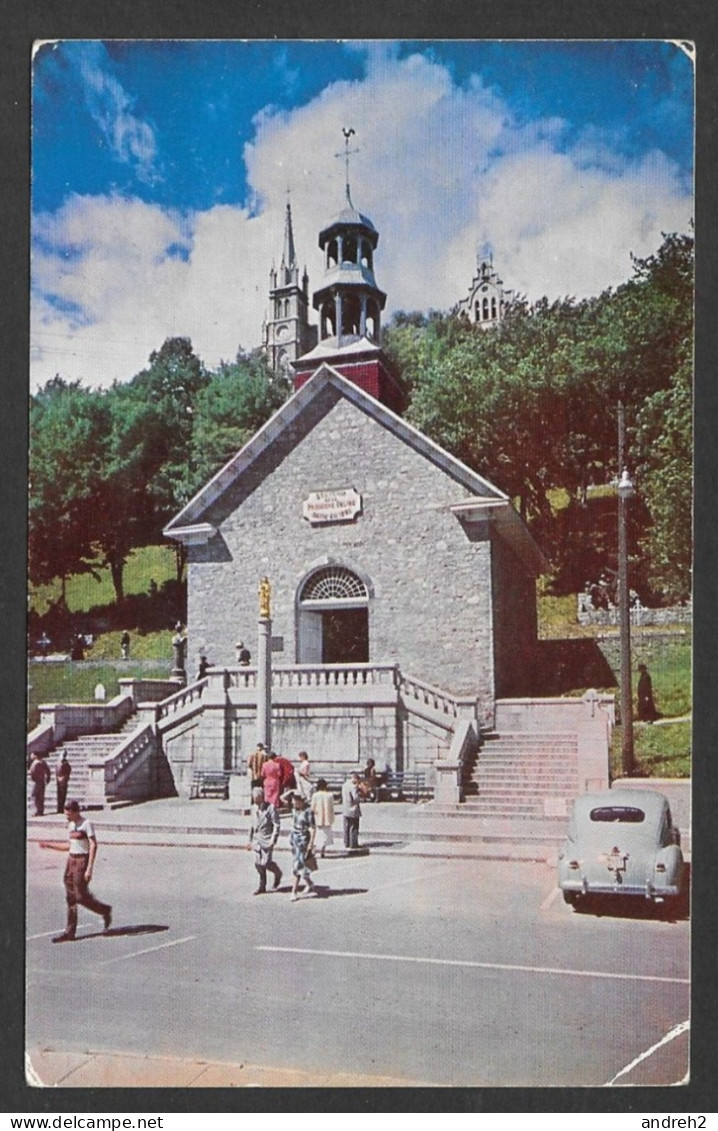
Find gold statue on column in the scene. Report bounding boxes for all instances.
[259,576,271,619]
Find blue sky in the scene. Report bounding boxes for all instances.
[31,39,694,389]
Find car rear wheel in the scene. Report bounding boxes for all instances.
[562,891,579,906]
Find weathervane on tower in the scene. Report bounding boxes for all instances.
[336,127,360,207]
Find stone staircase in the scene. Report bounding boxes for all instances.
[461,731,581,817]
[28,712,142,813]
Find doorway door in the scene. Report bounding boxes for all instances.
[297,566,370,664]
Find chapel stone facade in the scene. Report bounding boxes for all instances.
[164,176,544,783]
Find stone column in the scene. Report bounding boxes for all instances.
[257,577,272,751]
[334,292,342,346]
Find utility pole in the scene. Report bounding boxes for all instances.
[617,401,635,775]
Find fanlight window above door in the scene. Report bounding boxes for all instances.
[300,566,368,602]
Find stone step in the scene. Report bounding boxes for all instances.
[483,731,578,742]
[473,769,580,779]
[469,788,577,800]
[470,779,579,792]
[477,760,578,769]
[464,802,554,816]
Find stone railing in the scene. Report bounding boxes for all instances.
[155,677,208,722]
[397,672,477,725]
[85,724,158,807]
[36,694,135,746]
[225,663,399,691]
[434,716,480,804]
[118,677,183,704]
[26,722,56,758]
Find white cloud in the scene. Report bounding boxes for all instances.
[30,51,692,390]
[76,43,162,186]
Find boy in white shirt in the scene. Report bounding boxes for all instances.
[52,800,112,943]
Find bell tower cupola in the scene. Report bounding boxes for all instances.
[292,129,405,414]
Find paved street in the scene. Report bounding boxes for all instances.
[26,839,689,1088]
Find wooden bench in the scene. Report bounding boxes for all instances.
[190,770,230,800]
[377,771,430,803]
[316,770,431,803]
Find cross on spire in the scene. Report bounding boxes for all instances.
[335,127,360,207]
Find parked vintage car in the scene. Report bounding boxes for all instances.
[558,788,685,907]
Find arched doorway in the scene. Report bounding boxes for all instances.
[297,565,370,664]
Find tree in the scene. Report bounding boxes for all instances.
[634,350,693,602]
[95,338,209,599]
[393,231,693,598]
[189,352,289,488]
[28,377,107,600]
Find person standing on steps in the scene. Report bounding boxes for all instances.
[55,752,72,813]
[52,800,112,943]
[341,772,362,851]
[29,753,51,817]
[246,787,283,895]
[247,742,268,790]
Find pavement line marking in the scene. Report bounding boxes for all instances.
[256,946,689,986]
[540,886,561,911]
[367,860,457,894]
[605,1019,690,1086]
[28,929,65,940]
[95,935,197,966]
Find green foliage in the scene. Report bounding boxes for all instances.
[634,352,693,601]
[389,231,693,601]
[29,378,109,592]
[190,352,289,486]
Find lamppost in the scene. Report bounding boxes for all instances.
[256,577,272,752]
[617,467,635,775]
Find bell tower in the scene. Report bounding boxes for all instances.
[264,199,315,377]
[458,249,512,329]
[292,130,405,414]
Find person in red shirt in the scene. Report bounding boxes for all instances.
[260,753,283,807]
[274,752,296,799]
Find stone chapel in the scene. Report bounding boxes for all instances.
[162,167,554,789]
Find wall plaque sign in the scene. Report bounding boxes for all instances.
[302,488,362,525]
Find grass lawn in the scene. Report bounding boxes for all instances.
[27,653,172,731]
[30,545,177,616]
[611,720,691,780]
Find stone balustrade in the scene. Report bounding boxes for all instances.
[102,724,158,804]
[36,694,135,745]
[155,677,209,721]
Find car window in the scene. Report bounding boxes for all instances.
[589,806,646,823]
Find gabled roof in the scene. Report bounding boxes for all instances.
[164,363,547,572]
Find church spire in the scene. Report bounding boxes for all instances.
[263,195,315,376]
[281,196,297,281]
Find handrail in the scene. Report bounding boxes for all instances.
[155,678,209,720]
[103,724,156,790]
[397,672,466,718]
